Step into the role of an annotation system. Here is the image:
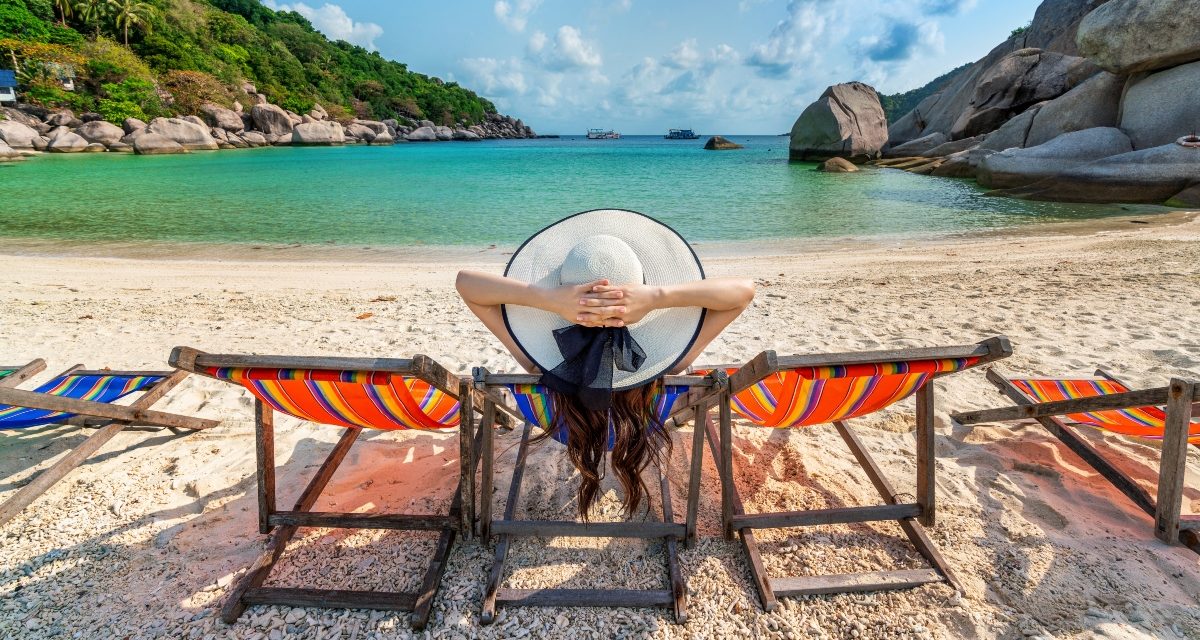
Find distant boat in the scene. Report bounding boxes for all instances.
[665,128,698,140]
[586,128,621,139]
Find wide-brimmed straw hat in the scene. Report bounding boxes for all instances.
[503,209,706,404]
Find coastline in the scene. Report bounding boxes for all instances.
[0,208,1193,264]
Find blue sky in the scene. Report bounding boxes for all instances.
[264,0,1042,134]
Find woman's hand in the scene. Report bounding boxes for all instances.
[546,279,622,327]
[578,283,661,327]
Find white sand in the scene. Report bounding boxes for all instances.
[2,214,1199,639]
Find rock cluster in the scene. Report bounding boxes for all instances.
[0,96,534,158]
[704,135,743,150]
[870,0,1200,205]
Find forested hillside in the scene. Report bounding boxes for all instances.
[879,63,971,124]
[0,0,499,125]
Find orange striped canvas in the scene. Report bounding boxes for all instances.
[207,367,459,431]
[1011,378,1200,442]
[717,358,978,428]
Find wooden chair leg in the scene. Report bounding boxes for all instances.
[719,391,734,540]
[703,415,777,612]
[255,400,276,535]
[685,404,707,548]
[1155,379,1194,544]
[481,421,533,624]
[411,493,461,629]
[915,383,936,527]
[481,398,496,541]
[458,382,474,539]
[658,464,687,623]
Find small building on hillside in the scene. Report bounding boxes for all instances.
[0,70,16,106]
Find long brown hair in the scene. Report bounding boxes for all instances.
[533,381,670,520]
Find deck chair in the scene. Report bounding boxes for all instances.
[691,336,1012,611]
[0,361,218,526]
[471,368,727,624]
[952,367,1200,553]
[169,347,511,629]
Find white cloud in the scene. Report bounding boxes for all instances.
[527,26,603,71]
[745,0,832,78]
[610,0,632,12]
[264,1,383,50]
[494,0,542,32]
[459,57,529,96]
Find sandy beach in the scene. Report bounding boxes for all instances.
[2,213,1199,639]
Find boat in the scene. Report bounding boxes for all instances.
[586,128,620,139]
[665,128,698,140]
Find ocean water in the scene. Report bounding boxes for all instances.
[0,135,1146,250]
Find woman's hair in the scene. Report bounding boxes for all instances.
[534,381,670,520]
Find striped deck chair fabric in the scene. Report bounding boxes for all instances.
[206,367,460,431]
[721,358,979,428]
[506,384,686,447]
[0,373,164,430]
[0,369,14,380]
[1011,378,1200,442]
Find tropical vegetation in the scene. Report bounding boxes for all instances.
[0,0,499,125]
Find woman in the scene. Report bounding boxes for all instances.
[456,209,754,518]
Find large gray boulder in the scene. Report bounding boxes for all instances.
[122,117,147,134]
[344,123,377,142]
[978,127,1133,188]
[352,119,387,135]
[979,105,1044,152]
[240,131,268,147]
[924,135,985,157]
[0,140,20,161]
[405,126,438,142]
[309,103,328,121]
[1,107,42,127]
[989,141,1200,202]
[291,121,346,146]
[951,48,1097,139]
[369,131,395,145]
[146,117,219,151]
[251,104,294,136]
[1119,60,1200,150]
[1024,71,1123,147]
[1024,0,1113,57]
[434,126,454,141]
[76,120,125,146]
[884,132,948,158]
[451,129,480,141]
[45,110,81,128]
[133,133,187,155]
[200,103,245,133]
[0,121,40,149]
[790,82,888,162]
[47,131,88,153]
[1076,0,1200,74]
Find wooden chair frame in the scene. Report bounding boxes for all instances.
[471,368,727,624]
[699,337,1012,611]
[0,362,218,527]
[953,367,1200,553]
[170,347,511,629]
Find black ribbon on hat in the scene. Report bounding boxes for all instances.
[539,325,647,411]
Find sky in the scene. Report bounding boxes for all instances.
[262,0,1043,135]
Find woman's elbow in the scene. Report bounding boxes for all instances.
[736,279,756,309]
[454,270,474,297]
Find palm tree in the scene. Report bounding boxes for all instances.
[73,0,108,37]
[106,0,153,45]
[54,0,73,26]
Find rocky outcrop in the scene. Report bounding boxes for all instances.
[76,120,125,147]
[369,131,395,145]
[1118,60,1200,150]
[0,121,40,149]
[790,82,888,162]
[951,49,1096,139]
[291,121,346,145]
[704,136,744,150]
[46,110,81,128]
[979,106,1044,152]
[251,104,294,137]
[885,132,948,158]
[1024,70,1122,146]
[145,118,219,151]
[978,127,1133,188]
[122,117,147,134]
[451,129,480,141]
[133,133,187,155]
[1024,0,1112,57]
[819,157,859,172]
[989,142,1200,202]
[405,126,438,142]
[240,131,268,147]
[344,123,377,142]
[1076,0,1200,74]
[924,135,985,157]
[434,126,454,141]
[47,131,88,152]
[0,140,20,161]
[201,103,245,133]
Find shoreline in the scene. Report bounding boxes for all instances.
[0,209,1192,265]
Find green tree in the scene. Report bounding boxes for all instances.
[105,0,151,45]
[72,0,107,37]
[53,0,72,25]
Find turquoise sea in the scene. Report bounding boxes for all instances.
[0,135,1150,252]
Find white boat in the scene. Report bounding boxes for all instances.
[586,128,621,139]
